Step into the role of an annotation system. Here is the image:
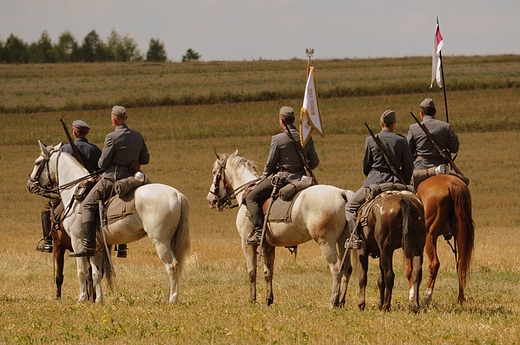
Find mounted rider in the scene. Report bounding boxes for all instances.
[70,106,150,258]
[345,110,414,249]
[244,106,319,245]
[406,98,469,189]
[37,120,101,254]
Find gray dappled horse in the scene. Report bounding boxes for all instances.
[28,141,190,303]
[207,150,354,308]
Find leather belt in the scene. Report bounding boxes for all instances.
[279,167,304,173]
[416,155,443,160]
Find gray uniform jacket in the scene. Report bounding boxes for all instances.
[99,124,150,180]
[61,138,102,173]
[406,115,459,170]
[362,128,414,187]
[262,125,319,181]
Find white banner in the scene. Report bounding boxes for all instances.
[300,66,324,147]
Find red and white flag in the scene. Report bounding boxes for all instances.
[300,66,324,147]
[430,23,444,88]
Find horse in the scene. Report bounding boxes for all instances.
[357,190,426,313]
[27,141,191,303]
[416,174,474,305]
[206,149,354,308]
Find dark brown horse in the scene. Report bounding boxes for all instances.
[357,191,426,313]
[416,174,474,305]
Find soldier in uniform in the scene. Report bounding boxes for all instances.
[70,106,150,258]
[245,106,319,245]
[345,110,414,249]
[37,120,101,254]
[407,98,459,170]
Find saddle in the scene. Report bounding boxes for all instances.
[357,184,414,229]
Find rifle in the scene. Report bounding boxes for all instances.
[409,112,464,176]
[257,173,283,262]
[59,118,84,166]
[281,119,318,185]
[364,122,406,184]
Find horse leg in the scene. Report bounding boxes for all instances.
[406,255,423,313]
[241,240,258,303]
[357,250,369,311]
[152,239,180,303]
[379,252,394,312]
[337,244,353,308]
[262,245,275,306]
[317,239,345,308]
[75,257,95,303]
[54,242,65,299]
[423,232,440,306]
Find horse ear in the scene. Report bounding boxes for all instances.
[214,147,221,159]
[55,142,63,150]
[38,140,48,154]
[231,149,239,157]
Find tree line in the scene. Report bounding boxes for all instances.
[0,29,201,63]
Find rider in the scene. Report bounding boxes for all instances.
[345,110,414,249]
[245,106,319,245]
[37,120,101,254]
[70,106,150,258]
[406,98,459,170]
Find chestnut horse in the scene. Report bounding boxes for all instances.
[357,190,426,313]
[416,174,474,305]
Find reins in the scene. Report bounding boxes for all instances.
[210,155,261,211]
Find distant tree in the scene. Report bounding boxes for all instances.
[182,48,201,62]
[28,31,55,63]
[120,35,143,61]
[54,31,80,62]
[106,30,143,62]
[146,38,167,62]
[2,34,28,63]
[80,30,109,62]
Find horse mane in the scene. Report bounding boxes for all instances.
[226,154,261,178]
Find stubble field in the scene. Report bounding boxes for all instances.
[1,56,520,344]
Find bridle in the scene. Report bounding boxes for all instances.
[29,146,101,199]
[210,155,260,211]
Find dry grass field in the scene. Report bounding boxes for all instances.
[1,56,520,344]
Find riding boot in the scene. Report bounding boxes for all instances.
[36,210,53,253]
[70,222,96,257]
[116,243,128,258]
[346,219,362,250]
[246,227,263,245]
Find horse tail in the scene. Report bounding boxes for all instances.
[450,181,475,288]
[171,192,191,276]
[400,196,412,252]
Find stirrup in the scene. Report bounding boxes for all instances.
[36,239,53,253]
[246,231,261,245]
[346,237,362,250]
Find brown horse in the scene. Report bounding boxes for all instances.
[416,174,474,305]
[357,190,426,313]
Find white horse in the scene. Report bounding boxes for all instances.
[206,150,354,308]
[27,141,190,303]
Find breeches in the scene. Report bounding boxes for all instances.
[81,178,114,223]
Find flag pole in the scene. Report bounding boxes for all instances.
[437,17,449,123]
[305,47,314,76]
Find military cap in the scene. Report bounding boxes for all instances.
[279,106,295,119]
[72,120,90,132]
[380,109,396,125]
[111,105,127,118]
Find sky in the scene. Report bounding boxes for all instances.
[1,0,519,62]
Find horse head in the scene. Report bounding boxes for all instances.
[27,141,63,196]
[207,148,241,211]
